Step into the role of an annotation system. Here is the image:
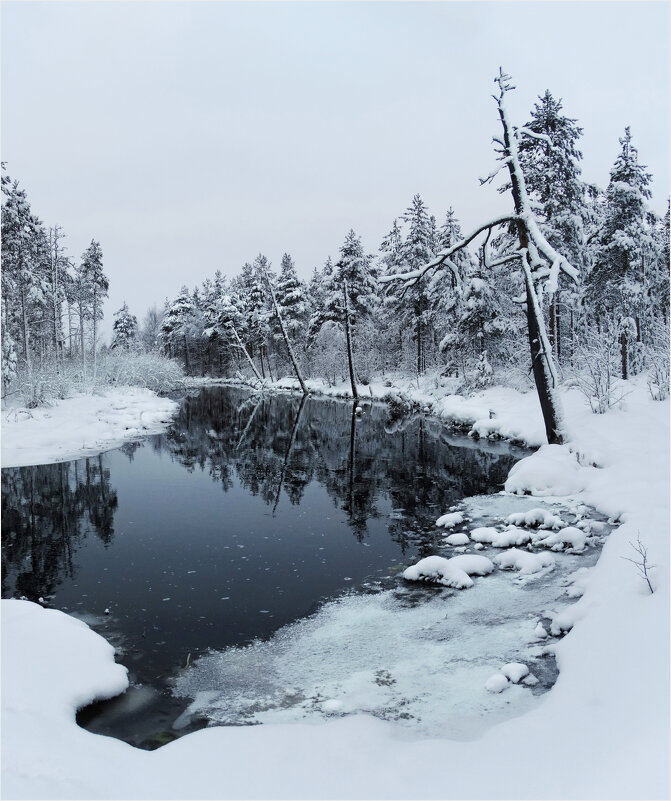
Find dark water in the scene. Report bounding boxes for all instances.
[1,386,528,746]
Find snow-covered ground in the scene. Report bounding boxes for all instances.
[1,387,179,468]
[1,375,669,799]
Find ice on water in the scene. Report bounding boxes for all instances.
[173,494,606,740]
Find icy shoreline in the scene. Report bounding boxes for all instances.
[1,376,669,799]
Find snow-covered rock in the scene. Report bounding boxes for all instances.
[535,526,588,552]
[444,532,470,546]
[469,526,499,543]
[403,556,473,589]
[505,508,563,529]
[445,554,494,576]
[485,673,510,693]
[435,511,465,528]
[501,663,529,684]
[494,549,556,575]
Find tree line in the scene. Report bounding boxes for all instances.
[2,78,669,413]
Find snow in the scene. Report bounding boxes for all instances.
[505,443,594,496]
[484,673,510,693]
[1,387,179,468]
[469,526,499,543]
[435,510,465,528]
[402,555,473,588]
[489,525,534,547]
[501,662,529,684]
[494,548,556,575]
[536,526,588,552]
[403,554,494,588]
[505,508,563,529]
[1,375,669,799]
[444,554,495,576]
[444,532,470,546]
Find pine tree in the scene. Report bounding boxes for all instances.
[275,253,308,342]
[111,303,138,351]
[517,90,587,361]
[79,240,108,377]
[160,286,197,372]
[585,127,655,377]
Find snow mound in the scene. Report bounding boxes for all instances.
[535,526,588,552]
[490,526,533,548]
[469,526,499,543]
[436,511,465,528]
[445,554,495,576]
[505,508,563,529]
[485,673,510,693]
[445,532,470,546]
[494,549,556,575]
[504,445,592,496]
[403,556,473,589]
[502,663,529,684]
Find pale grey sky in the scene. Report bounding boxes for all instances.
[2,1,669,340]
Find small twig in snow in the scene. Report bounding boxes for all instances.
[621,534,655,594]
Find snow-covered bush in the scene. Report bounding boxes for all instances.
[645,319,669,401]
[567,324,627,413]
[97,352,185,393]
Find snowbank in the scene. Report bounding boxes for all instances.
[1,376,669,799]
[1,387,179,468]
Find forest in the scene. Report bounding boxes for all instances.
[2,79,669,423]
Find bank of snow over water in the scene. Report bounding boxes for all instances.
[1,387,178,468]
[1,377,669,799]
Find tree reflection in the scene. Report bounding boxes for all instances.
[158,387,521,546]
[1,457,118,600]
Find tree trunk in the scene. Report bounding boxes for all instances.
[263,269,308,394]
[620,330,628,380]
[79,301,86,378]
[229,324,262,381]
[555,293,562,362]
[498,95,564,445]
[342,279,358,400]
[184,333,191,374]
[92,289,98,379]
[20,285,31,371]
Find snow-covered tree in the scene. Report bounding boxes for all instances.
[585,127,655,377]
[275,253,309,342]
[78,240,108,377]
[383,70,580,444]
[111,303,138,351]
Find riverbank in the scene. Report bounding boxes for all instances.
[1,374,668,798]
[1,387,179,468]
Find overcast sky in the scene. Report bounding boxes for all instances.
[2,1,669,340]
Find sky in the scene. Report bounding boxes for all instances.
[2,1,669,341]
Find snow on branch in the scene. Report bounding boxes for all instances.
[479,160,511,186]
[380,214,520,287]
[516,127,559,151]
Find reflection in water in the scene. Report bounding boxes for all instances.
[2,455,117,600]
[1,387,527,748]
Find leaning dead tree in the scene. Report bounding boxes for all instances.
[381,69,579,445]
[258,261,309,396]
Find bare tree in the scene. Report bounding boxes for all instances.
[258,259,308,395]
[381,69,579,445]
